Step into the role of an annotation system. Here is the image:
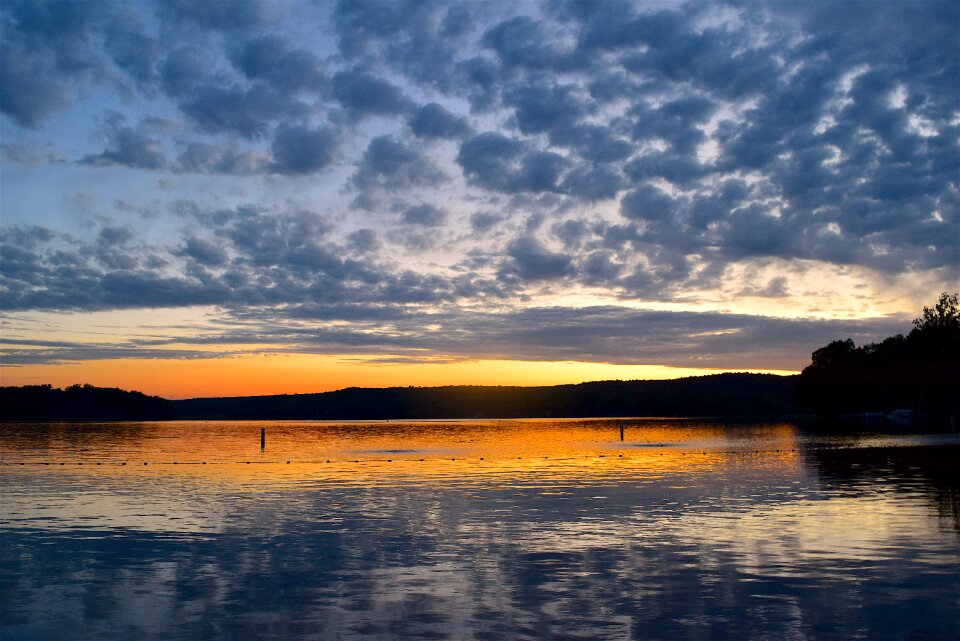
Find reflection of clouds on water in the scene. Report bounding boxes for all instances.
[2,421,959,640]
[1,471,228,534]
[807,442,960,537]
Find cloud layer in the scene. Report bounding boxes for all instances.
[1,1,957,372]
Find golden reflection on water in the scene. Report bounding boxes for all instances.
[3,419,959,641]
[0,419,802,488]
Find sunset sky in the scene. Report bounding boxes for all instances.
[1,0,957,398]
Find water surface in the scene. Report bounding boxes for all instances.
[2,419,958,640]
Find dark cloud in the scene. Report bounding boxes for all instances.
[551,124,633,164]
[102,13,159,87]
[351,136,447,202]
[401,204,447,227]
[178,235,228,266]
[158,46,212,98]
[560,165,623,202]
[81,119,166,170]
[631,97,715,154]
[331,69,413,120]
[270,125,338,175]
[470,212,504,233]
[332,0,432,58]
[179,82,303,139]
[0,0,111,127]
[0,42,69,127]
[505,81,589,136]
[408,103,470,139]
[501,236,573,281]
[454,56,500,111]
[624,151,709,188]
[481,15,579,71]
[159,0,273,32]
[620,184,677,222]
[332,0,467,94]
[457,133,569,195]
[551,219,591,250]
[231,35,325,92]
[345,228,380,253]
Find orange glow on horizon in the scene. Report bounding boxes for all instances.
[0,353,798,399]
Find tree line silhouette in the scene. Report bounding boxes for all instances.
[1,374,797,421]
[0,383,176,421]
[795,293,960,418]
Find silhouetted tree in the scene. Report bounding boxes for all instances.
[796,293,960,419]
[0,384,175,421]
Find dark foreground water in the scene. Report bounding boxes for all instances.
[1,419,958,641]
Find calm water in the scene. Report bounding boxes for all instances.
[1,419,958,640]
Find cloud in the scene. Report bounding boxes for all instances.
[501,236,573,281]
[0,0,111,127]
[401,204,447,227]
[481,15,578,71]
[2,298,911,371]
[230,35,325,92]
[332,0,431,58]
[505,81,589,136]
[345,228,380,253]
[620,184,677,222]
[457,133,570,195]
[176,142,262,175]
[1,0,958,374]
[408,102,470,139]
[331,69,413,120]
[270,125,338,175]
[470,212,504,233]
[81,119,167,169]
[0,41,70,127]
[178,82,303,139]
[350,136,447,205]
[159,0,273,32]
[559,166,623,202]
[178,235,228,267]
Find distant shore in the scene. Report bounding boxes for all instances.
[3,373,799,421]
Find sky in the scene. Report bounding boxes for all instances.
[1,0,957,399]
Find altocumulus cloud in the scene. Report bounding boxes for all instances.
[0,0,957,371]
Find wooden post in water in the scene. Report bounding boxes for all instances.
[620,422,624,441]
[260,427,266,450]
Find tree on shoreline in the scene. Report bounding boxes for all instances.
[0,384,175,421]
[795,293,960,418]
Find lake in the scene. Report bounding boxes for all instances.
[1,419,958,640]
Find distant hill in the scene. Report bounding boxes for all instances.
[0,384,176,421]
[0,374,801,422]
[172,373,800,420]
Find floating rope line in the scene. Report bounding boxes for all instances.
[0,448,809,467]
